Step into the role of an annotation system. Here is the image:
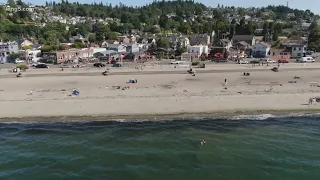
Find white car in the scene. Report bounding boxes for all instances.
[264,59,276,63]
[170,60,185,64]
[170,60,180,64]
[238,59,249,64]
[299,57,315,63]
[15,59,25,64]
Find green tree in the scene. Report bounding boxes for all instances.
[178,22,192,35]
[22,45,32,50]
[156,38,170,49]
[8,0,15,7]
[71,42,86,48]
[272,31,279,41]
[105,32,118,40]
[88,34,96,42]
[8,53,20,61]
[159,14,169,29]
[309,20,318,30]
[274,23,283,34]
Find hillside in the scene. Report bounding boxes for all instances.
[1,0,320,50]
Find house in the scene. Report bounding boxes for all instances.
[124,51,147,61]
[92,47,107,54]
[101,40,119,47]
[180,37,190,47]
[165,33,182,49]
[287,13,295,18]
[118,36,130,44]
[31,44,43,50]
[147,38,156,45]
[137,38,156,45]
[69,34,87,43]
[291,44,307,57]
[107,44,127,53]
[280,36,306,48]
[280,36,307,57]
[254,29,264,36]
[235,41,250,50]
[19,49,41,62]
[43,48,94,64]
[301,23,311,30]
[252,42,271,58]
[269,48,291,60]
[17,39,33,49]
[128,35,137,43]
[189,34,210,46]
[0,41,19,63]
[211,39,233,53]
[124,43,140,53]
[187,45,209,58]
[137,38,148,44]
[232,35,256,46]
[93,50,119,63]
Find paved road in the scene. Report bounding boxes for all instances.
[1,66,319,78]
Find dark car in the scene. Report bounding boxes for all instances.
[112,63,122,67]
[35,64,49,68]
[250,60,261,64]
[93,63,105,67]
[278,59,289,63]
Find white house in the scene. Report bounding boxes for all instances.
[19,49,41,62]
[291,44,307,57]
[187,45,209,58]
[252,42,271,58]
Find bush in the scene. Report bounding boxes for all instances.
[16,64,29,70]
[191,61,200,66]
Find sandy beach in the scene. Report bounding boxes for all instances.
[0,63,319,119]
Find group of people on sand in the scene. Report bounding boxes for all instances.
[309,97,318,105]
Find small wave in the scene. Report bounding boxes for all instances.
[228,112,320,121]
[229,114,276,120]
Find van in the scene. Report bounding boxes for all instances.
[298,57,315,63]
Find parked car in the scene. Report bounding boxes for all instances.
[15,59,25,64]
[73,64,84,68]
[35,64,49,68]
[298,57,315,63]
[263,59,276,63]
[170,60,182,64]
[112,63,122,67]
[93,63,105,67]
[238,59,249,64]
[278,59,290,63]
[60,64,72,68]
[250,60,261,64]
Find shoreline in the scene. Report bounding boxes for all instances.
[1,109,320,122]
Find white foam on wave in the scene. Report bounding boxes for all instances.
[229,112,320,121]
[229,114,277,120]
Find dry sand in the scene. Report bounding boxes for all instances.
[0,64,320,119]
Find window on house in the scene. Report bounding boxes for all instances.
[280,53,283,55]
[293,48,296,50]
[273,52,275,55]
[297,53,301,56]
[299,48,301,50]
[284,53,287,55]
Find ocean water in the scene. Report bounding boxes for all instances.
[1,114,320,179]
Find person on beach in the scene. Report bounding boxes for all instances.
[201,140,206,146]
